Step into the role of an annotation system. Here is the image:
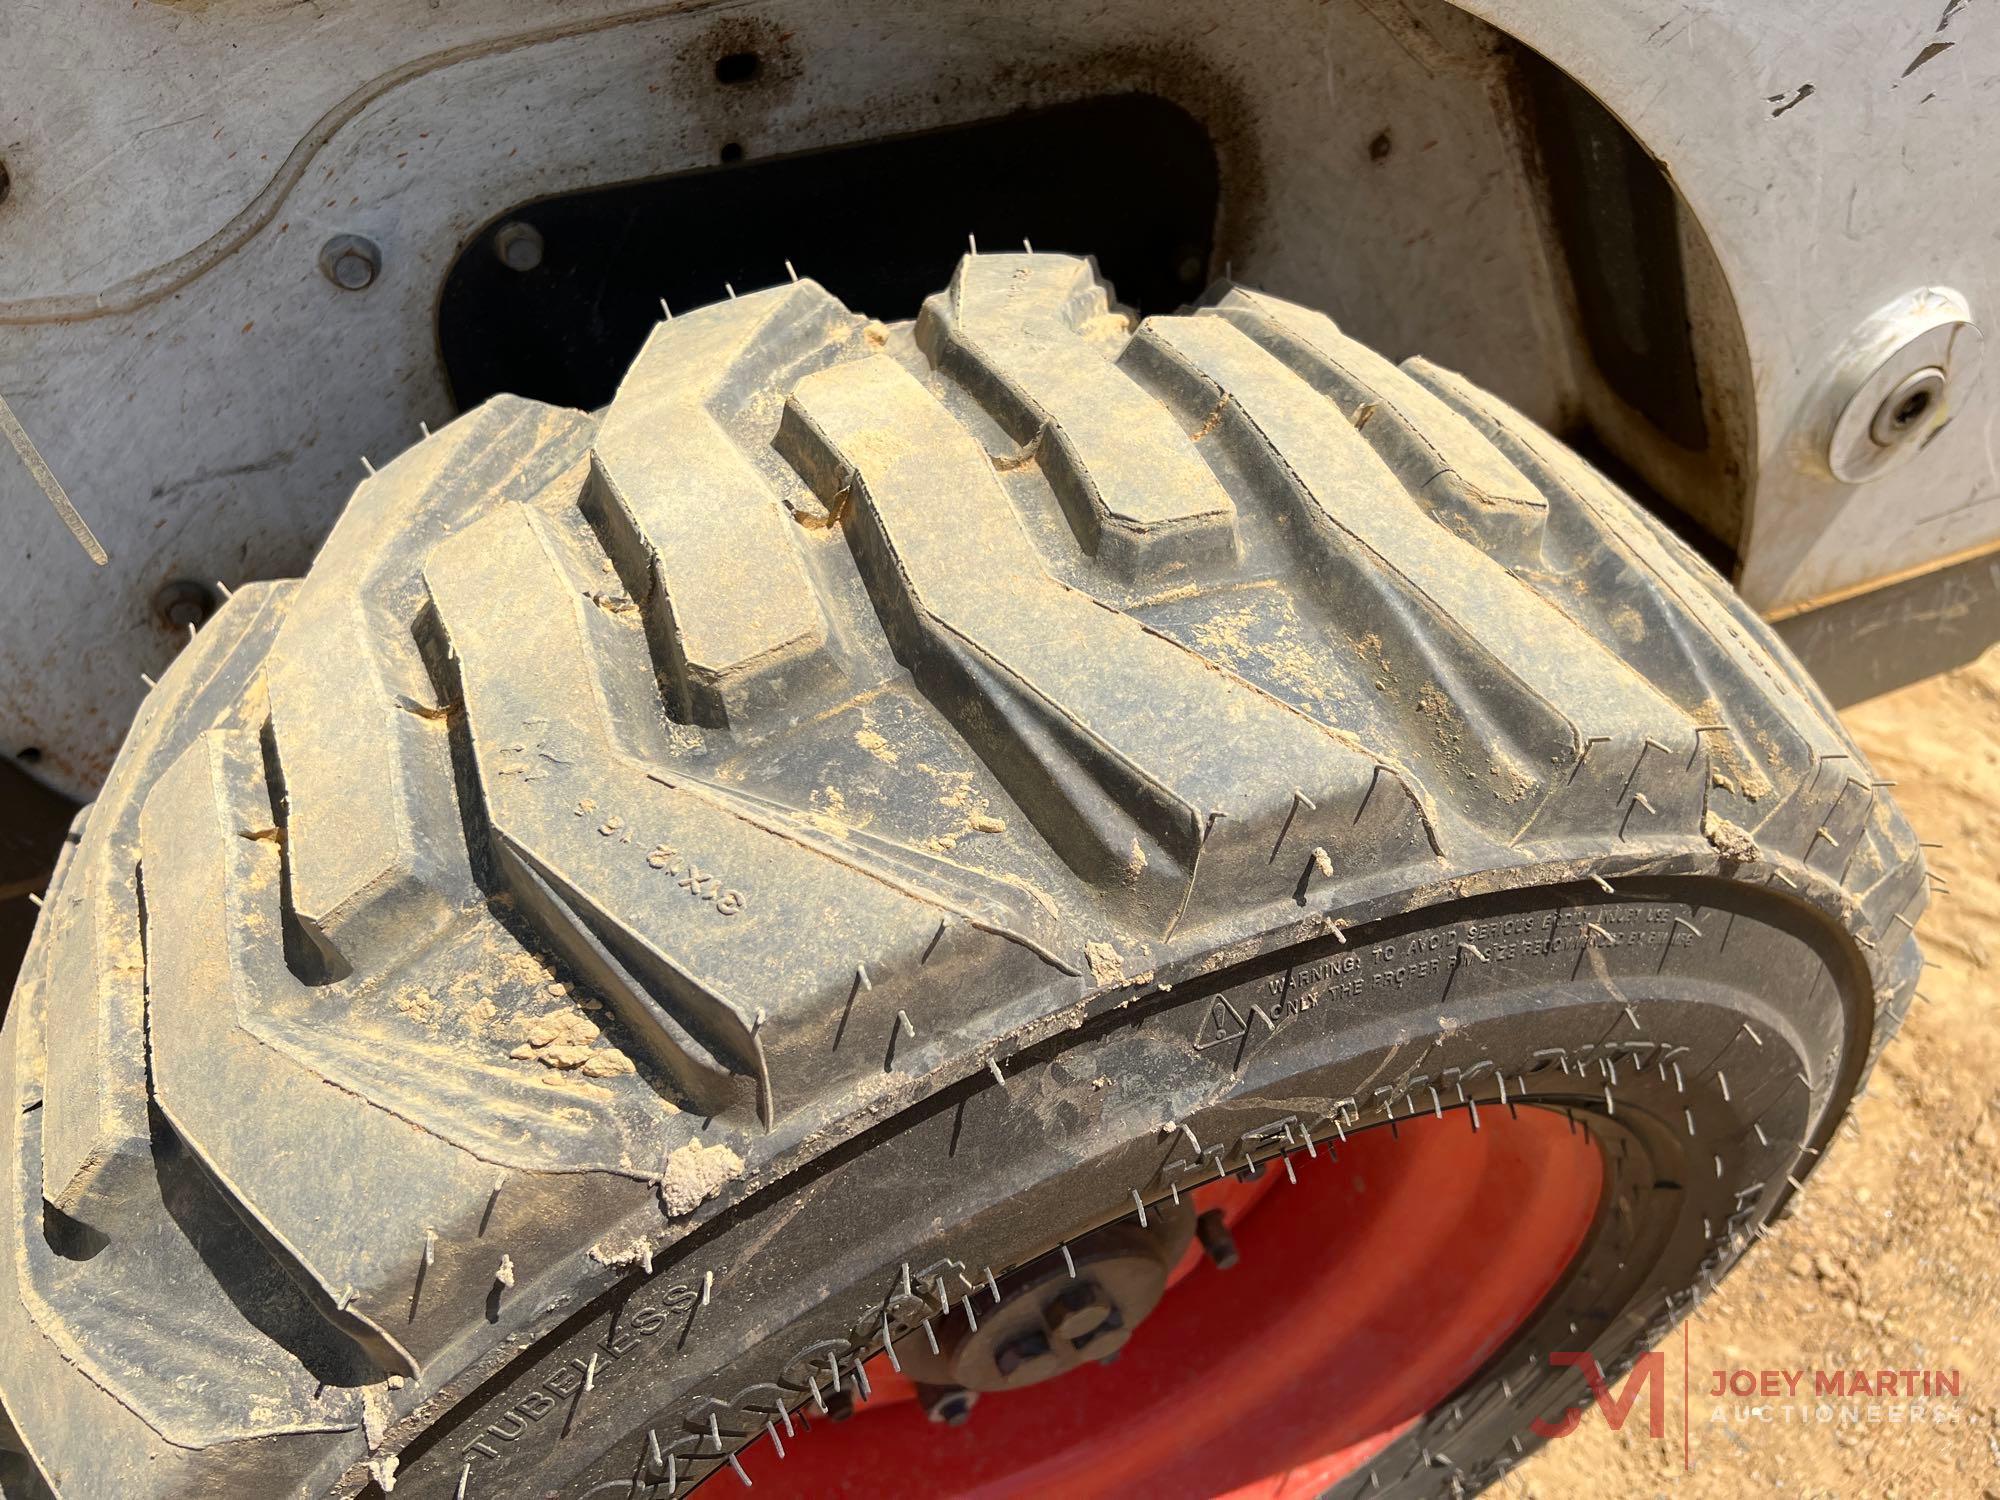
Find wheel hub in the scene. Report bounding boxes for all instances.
[893,1209,1196,1394]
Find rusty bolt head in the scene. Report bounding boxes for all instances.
[319,234,381,291]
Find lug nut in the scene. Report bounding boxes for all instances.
[994,1329,1054,1378]
[319,234,381,291]
[916,1383,978,1427]
[493,220,545,273]
[1043,1280,1114,1343]
[1196,1208,1239,1270]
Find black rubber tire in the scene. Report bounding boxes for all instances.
[0,255,1927,1500]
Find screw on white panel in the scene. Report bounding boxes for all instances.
[785,260,799,282]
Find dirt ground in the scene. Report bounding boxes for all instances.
[1510,647,2000,1498]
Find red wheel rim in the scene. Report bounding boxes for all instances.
[734,1105,1601,1497]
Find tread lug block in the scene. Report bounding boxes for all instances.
[41,584,293,1223]
[581,282,855,727]
[917,253,1239,580]
[267,595,451,976]
[1756,755,1882,886]
[137,729,615,1373]
[1210,287,1549,567]
[1127,314,1706,852]
[1402,356,1846,831]
[322,395,595,605]
[424,502,1075,1126]
[776,353,1437,936]
[5,1007,369,1498]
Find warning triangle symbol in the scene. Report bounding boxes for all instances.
[1194,996,1249,1051]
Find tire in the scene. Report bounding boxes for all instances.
[0,254,1926,1500]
